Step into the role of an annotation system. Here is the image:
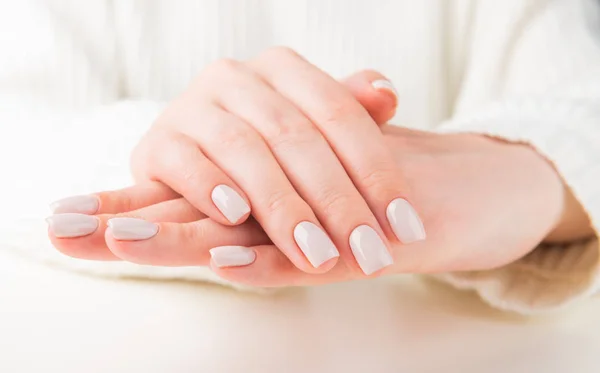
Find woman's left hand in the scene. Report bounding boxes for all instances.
[48,123,588,287]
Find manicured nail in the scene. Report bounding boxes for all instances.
[386,198,426,244]
[293,222,339,268]
[50,195,99,214]
[210,246,256,268]
[107,218,158,241]
[371,79,398,98]
[349,225,393,275]
[46,213,99,238]
[211,185,251,224]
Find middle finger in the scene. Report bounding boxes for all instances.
[251,48,426,248]
[207,60,394,276]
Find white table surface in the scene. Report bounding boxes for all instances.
[1,249,600,373]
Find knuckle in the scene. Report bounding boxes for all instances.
[264,190,299,215]
[180,164,203,187]
[130,131,160,177]
[321,98,364,128]
[214,124,256,150]
[103,192,134,213]
[180,221,207,247]
[149,137,208,193]
[317,189,355,217]
[132,129,179,179]
[159,138,191,169]
[268,121,322,151]
[359,165,401,196]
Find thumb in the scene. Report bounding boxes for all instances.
[342,70,398,126]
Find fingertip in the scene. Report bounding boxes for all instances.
[45,213,99,238]
[209,245,257,268]
[343,71,398,125]
[370,79,398,110]
[48,225,119,261]
[292,221,340,274]
[207,245,279,287]
[103,227,151,263]
[371,79,398,99]
[211,184,253,225]
[49,194,100,215]
[106,217,159,241]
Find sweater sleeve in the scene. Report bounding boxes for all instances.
[433,0,600,314]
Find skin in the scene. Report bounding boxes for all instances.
[48,48,594,287]
[128,48,409,275]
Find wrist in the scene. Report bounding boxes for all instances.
[544,185,594,243]
[462,133,593,244]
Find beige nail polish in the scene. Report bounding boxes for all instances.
[50,195,99,214]
[107,218,158,241]
[349,225,393,275]
[293,221,339,268]
[210,246,256,267]
[386,198,426,244]
[371,79,398,98]
[46,213,99,238]
[211,185,251,223]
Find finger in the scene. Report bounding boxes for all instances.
[209,243,395,288]
[47,198,206,261]
[210,61,393,277]
[342,69,399,126]
[144,133,252,226]
[50,182,179,215]
[172,96,339,273]
[209,244,297,287]
[251,48,426,246]
[104,216,270,266]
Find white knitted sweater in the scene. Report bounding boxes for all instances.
[1,0,599,314]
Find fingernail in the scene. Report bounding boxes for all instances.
[293,222,339,268]
[211,185,251,223]
[349,225,393,275]
[50,195,99,214]
[107,218,158,241]
[386,198,426,244]
[210,246,256,267]
[46,213,99,238]
[371,79,398,98]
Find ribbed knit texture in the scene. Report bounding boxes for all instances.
[1,0,599,314]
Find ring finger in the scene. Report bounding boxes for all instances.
[207,61,394,276]
[175,100,340,273]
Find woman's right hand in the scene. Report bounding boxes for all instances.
[47,50,416,277]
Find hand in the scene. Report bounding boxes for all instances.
[46,61,407,275]
[48,124,591,287]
